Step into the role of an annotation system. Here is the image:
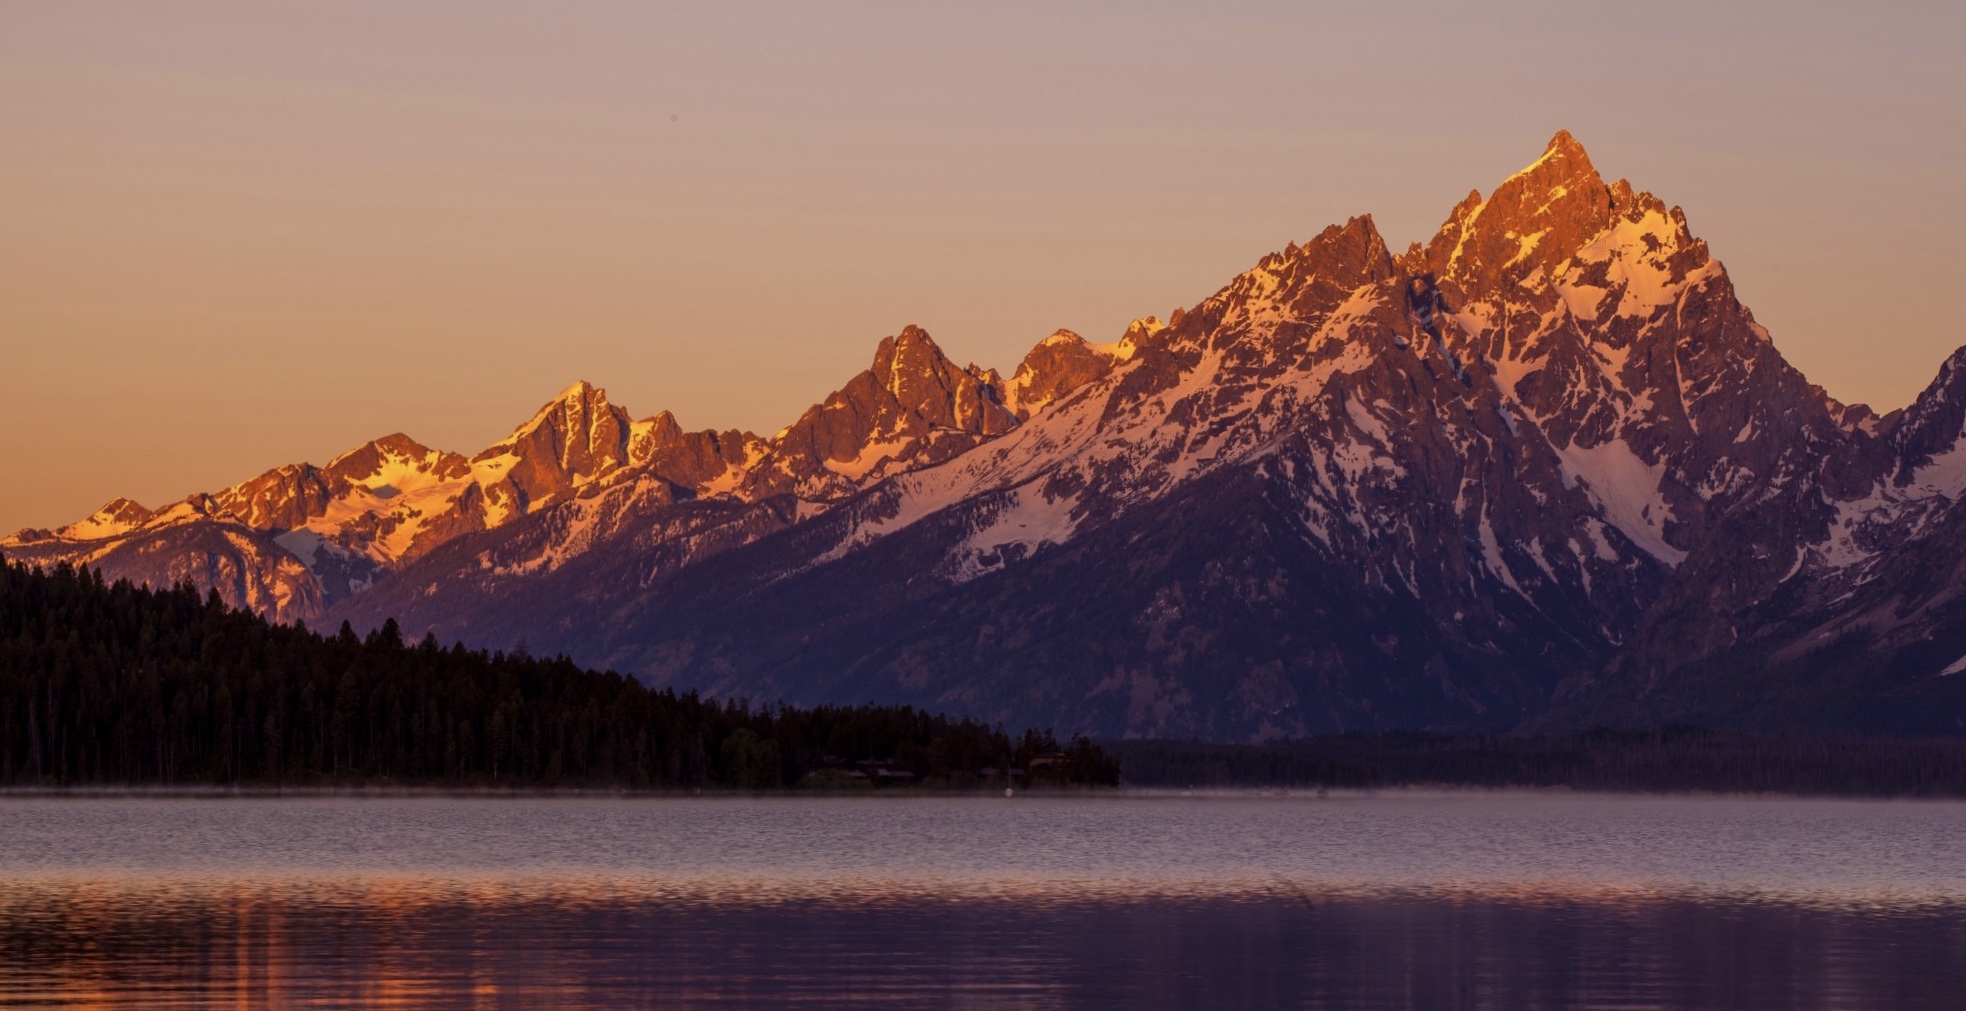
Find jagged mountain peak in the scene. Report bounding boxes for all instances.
[872,325,963,401]
[1219,215,1391,291]
[1290,215,1391,277]
[504,380,618,435]
[323,433,466,488]
[43,497,156,542]
[1543,128,1590,164]
[467,380,624,462]
[868,325,1017,437]
[1004,326,1136,420]
[327,431,434,465]
[1188,215,1394,345]
[199,463,327,533]
[1424,132,1615,292]
[474,380,632,489]
[1395,135,1819,569]
[629,409,688,463]
[1890,345,1966,480]
[759,325,1019,497]
[1406,135,1737,406]
[1122,316,1167,342]
[1514,129,1600,198]
[555,377,601,402]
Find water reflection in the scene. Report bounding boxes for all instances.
[1,794,1962,1008]
[5,883,1961,1009]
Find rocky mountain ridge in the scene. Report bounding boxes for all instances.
[3,326,1125,622]
[13,132,1966,739]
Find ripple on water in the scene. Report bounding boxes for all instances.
[1,793,1962,1008]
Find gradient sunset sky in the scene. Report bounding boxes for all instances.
[4,1,1962,534]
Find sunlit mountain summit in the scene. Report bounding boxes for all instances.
[12,133,1966,740]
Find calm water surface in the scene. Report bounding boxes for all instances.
[0,792,1960,1008]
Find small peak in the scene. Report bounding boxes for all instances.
[632,410,686,454]
[1547,129,1585,157]
[1333,215,1385,250]
[60,496,156,539]
[326,433,431,472]
[875,324,947,371]
[1925,345,1966,396]
[861,325,965,407]
[556,379,601,402]
[98,496,150,516]
[490,380,622,451]
[1274,214,1392,286]
[1096,317,1163,361]
[1891,343,1966,479]
[369,432,430,456]
[647,409,684,440]
[1425,130,1613,286]
[542,381,615,421]
[1395,240,1428,274]
[878,324,953,367]
[1504,130,1598,187]
[1007,322,1131,418]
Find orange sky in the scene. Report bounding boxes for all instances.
[3,1,1962,534]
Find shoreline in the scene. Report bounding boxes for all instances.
[1,783,1960,802]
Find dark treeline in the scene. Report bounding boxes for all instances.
[0,559,1118,789]
[1112,729,1966,797]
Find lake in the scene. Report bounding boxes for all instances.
[0,792,1961,1008]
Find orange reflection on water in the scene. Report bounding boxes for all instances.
[4,872,1962,1010]
[4,865,1960,916]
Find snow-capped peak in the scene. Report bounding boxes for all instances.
[48,497,155,542]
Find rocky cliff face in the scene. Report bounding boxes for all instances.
[1545,344,1966,736]
[997,324,1150,419]
[12,132,1964,738]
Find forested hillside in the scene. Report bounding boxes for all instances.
[0,557,1117,789]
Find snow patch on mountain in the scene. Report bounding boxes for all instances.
[1817,436,1966,568]
[1555,437,1685,564]
[51,499,153,542]
[940,481,1082,584]
[800,273,1405,573]
[1903,438,1966,502]
[490,498,607,578]
[1554,209,1714,322]
[1479,513,1527,597]
[811,484,950,566]
[823,436,913,481]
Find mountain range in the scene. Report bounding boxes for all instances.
[12,131,1966,740]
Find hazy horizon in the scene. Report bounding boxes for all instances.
[5,1,1962,533]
